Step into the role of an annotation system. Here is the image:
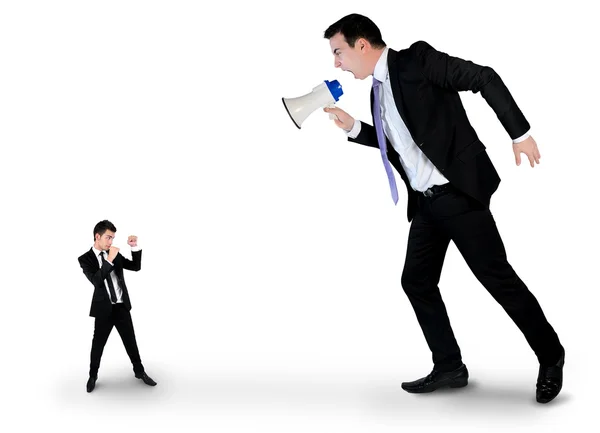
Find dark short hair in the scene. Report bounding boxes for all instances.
[93,220,117,240]
[324,13,386,49]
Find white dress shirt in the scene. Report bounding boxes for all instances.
[347,46,530,192]
[92,245,141,304]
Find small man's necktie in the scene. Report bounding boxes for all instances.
[372,77,399,205]
[100,252,117,303]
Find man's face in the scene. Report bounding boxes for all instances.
[95,230,115,251]
[329,32,368,79]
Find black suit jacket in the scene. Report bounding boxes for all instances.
[349,41,530,222]
[78,248,142,318]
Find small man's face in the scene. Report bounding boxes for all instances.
[96,230,115,251]
[329,32,368,80]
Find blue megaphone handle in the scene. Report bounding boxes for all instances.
[325,79,343,101]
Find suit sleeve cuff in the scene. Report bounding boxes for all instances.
[512,130,530,144]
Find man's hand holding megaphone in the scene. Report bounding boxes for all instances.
[323,106,355,132]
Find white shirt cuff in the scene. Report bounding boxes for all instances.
[346,119,361,138]
[131,246,141,252]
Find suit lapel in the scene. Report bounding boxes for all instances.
[87,248,100,271]
[370,48,411,141]
[386,48,409,127]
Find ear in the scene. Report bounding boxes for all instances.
[357,38,368,51]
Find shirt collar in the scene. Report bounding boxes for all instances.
[373,46,389,83]
[92,246,104,257]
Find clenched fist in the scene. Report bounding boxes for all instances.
[108,246,120,262]
[127,235,138,247]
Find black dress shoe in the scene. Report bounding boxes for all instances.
[86,376,97,393]
[135,372,157,386]
[536,348,565,404]
[402,364,469,393]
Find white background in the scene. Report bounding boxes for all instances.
[1,0,598,432]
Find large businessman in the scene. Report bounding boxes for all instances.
[78,220,156,392]
[323,13,564,403]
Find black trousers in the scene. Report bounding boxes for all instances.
[401,185,563,371]
[89,303,145,378]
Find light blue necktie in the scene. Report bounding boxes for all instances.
[372,77,399,205]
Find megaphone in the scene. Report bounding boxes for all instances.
[282,79,343,129]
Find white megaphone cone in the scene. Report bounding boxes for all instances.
[282,79,344,129]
